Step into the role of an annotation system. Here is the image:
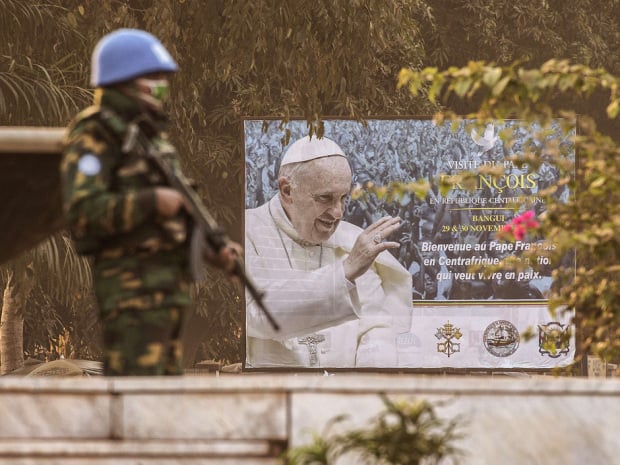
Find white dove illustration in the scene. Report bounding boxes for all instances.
[471,123,498,153]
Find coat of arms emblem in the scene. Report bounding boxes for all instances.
[483,320,520,357]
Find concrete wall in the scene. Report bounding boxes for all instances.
[0,374,618,464]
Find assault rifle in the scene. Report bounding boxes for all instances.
[123,122,279,332]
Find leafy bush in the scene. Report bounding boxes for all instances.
[285,394,463,465]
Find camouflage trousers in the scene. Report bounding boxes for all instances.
[102,306,186,376]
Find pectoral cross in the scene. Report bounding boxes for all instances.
[297,334,326,367]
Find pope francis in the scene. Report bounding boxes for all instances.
[245,135,413,368]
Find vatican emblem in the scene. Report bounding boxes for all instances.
[483,320,519,357]
[435,321,463,357]
[538,322,571,358]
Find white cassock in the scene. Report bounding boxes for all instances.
[245,195,413,368]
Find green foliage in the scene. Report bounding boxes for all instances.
[422,0,620,72]
[398,59,619,123]
[0,0,92,125]
[26,233,101,359]
[0,232,101,361]
[398,59,620,364]
[547,124,620,362]
[285,394,463,465]
[0,0,99,363]
[190,273,243,365]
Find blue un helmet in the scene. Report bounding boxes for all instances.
[90,28,178,87]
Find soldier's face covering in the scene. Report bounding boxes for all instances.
[281,157,352,244]
[129,76,170,111]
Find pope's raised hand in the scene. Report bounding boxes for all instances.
[342,216,402,282]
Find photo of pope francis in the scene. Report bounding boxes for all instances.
[244,135,413,368]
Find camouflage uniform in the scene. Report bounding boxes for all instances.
[61,88,192,376]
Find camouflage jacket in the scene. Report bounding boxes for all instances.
[61,89,192,312]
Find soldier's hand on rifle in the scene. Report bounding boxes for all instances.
[203,241,243,276]
[154,187,187,218]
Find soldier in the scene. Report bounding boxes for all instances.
[61,29,240,376]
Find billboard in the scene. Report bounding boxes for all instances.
[243,117,575,370]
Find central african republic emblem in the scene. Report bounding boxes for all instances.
[538,322,571,358]
[483,320,519,357]
[435,321,463,357]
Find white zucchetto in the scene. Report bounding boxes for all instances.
[280,135,346,166]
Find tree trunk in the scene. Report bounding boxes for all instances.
[1,264,35,374]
